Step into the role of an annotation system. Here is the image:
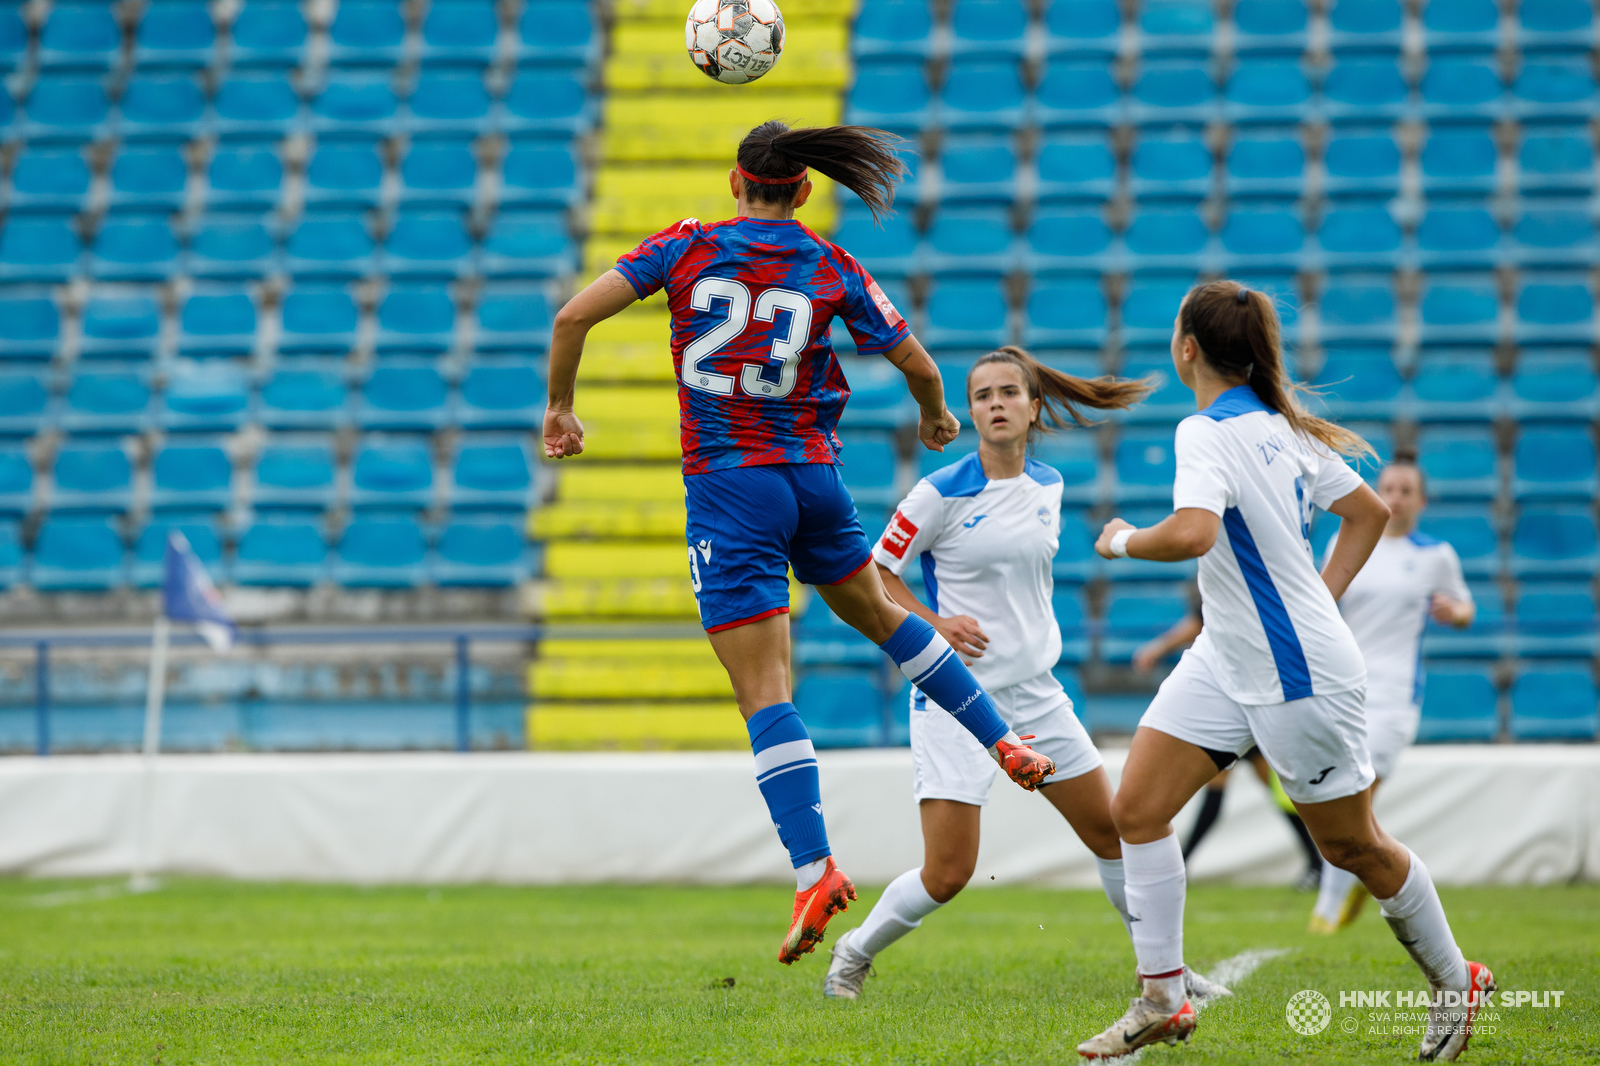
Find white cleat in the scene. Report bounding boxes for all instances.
[1077,997,1197,1059]
[1419,961,1496,1062]
[1183,965,1232,1001]
[821,929,875,1000]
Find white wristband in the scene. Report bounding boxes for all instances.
[1109,528,1136,558]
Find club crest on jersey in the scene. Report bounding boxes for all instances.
[881,510,918,559]
[1037,506,1052,526]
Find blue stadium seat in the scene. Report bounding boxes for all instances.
[50,443,133,513]
[185,214,279,278]
[456,364,542,429]
[1517,126,1593,196]
[405,70,493,135]
[119,75,208,139]
[350,439,436,510]
[1414,204,1502,270]
[1124,208,1211,271]
[1034,430,1102,505]
[0,448,30,515]
[1342,420,1392,484]
[1512,425,1596,501]
[59,371,151,435]
[234,518,328,586]
[30,518,127,591]
[1418,509,1499,578]
[1416,664,1499,741]
[1509,665,1598,740]
[1416,426,1499,500]
[922,279,1010,349]
[78,293,161,360]
[375,284,457,356]
[39,3,122,69]
[1510,586,1598,658]
[18,76,113,141]
[357,364,450,431]
[1510,506,1598,578]
[434,518,530,587]
[1314,203,1401,270]
[1100,584,1191,661]
[938,138,1019,204]
[949,0,1029,59]
[1418,58,1505,122]
[1053,508,1103,583]
[161,364,250,431]
[1119,277,1196,347]
[0,293,61,362]
[1317,275,1396,344]
[1507,201,1596,269]
[5,149,92,213]
[1219,206,1306,271]
[151,441,233,512]
[1419,127,1498,197]
[1421,0,1501,54]
[228,2,308,67]
[0,372,51,436]
[106,147,189,212]
[937,60,1026,131]
[251,437,338,509]
[497,70,593,135]
[1129,134,1213,201]
[90,215,181,281]
[1311,348,1402,420]
[917,431,977,479]
[309,73,400,137]
[132,517,224,589]
[473,286,551,352]
[1223,60,1312,125]
[394,136,482,213]
[303,140,385,208]
[326,1,407,65]
[385,211,475,278]
[1516,0,1594,53]
[1322,131,1402,197]
[258,367,348,430]
[921,207,1016,276]
[1319,58,1408,124]
[479,210,575,277]
[854,1,935,59]
[1233,0,1310,54]
[335,518,430,588]
[212,76,302,137]
[1043,0,1121,57]
[286,213,377,278]
[1514,274,1595,345]
[1035,135,1117,203]
[450,437,533,510]
[278,286,360,355]
[205,143,285,211]
[1409,352,1500,423]
[1508,352,1599,422]
[1417,274,1501,346]
[0,521,19,587]
[1033,61,1122,129]
[1111,429,1179,504]
[1421,581,1505,657]
[513,2,597,68]
[1023,277,1108,349]
[837,359,914,429]
[1022,210,1116,273]
[133,2,215,69]
[1224,131,1304,198]
[836,429,899,505]
[1138,0,1215,56]
[1327,0,1403,52]
[0,7,27,72]
[1051,587,1092,661]
[795,669,883,748]
[833,209,917,277]
[177,288,257,358]
[420,0,500,65]
[793,598,880,667]
[1509,60,1596,122]
[1127,61,1217,126]
[498,140,581,209]
[0,218,82,283]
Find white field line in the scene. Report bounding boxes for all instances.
[24,883,136,908]
[1121,947,1292,1062]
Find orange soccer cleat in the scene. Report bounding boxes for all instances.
[778,856,857,965]
[992,734,1056,791]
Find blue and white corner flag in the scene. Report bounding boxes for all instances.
[162,531,234,651]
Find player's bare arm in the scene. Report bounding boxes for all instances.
[1429,592,1476,628]
[1320,483,1391,601]
[1133,613,1203,672]
[543,269,639,459]
[883,334,960,452]
[1094,508,1219,561]
[875,563,989,658]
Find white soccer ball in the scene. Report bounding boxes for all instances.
[685,0,785,85]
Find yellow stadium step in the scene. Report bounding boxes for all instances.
[612,0,857,20]
[527,703,747,751]
[532,663,732,700]
[574,420,680,460]
[607,23,849,92]
[546,541,688,579]
[534,577,700,619]
[555,464,682,502]
[578,308,675,382]
[531,501,687,540]
[602,94,843,162]
[591,166,837,235]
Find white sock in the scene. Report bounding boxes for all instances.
[1378,848,1469,992]
[1095,856,1133,936]
[796,857,828,892]
[1316,862,1362,924]
[852,867,944,958]
[1122,834,1187,1010]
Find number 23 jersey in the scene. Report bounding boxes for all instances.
[615,216,910,476]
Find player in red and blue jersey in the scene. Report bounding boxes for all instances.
[542,122,1056,966]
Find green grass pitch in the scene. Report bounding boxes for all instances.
[0,878,1594,1064]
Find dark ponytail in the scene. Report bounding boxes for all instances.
[1180,280,1375,459]
[736,120,904,220]
[967,346,1153,442]
[1388,445,1427,495]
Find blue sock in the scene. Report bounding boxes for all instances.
[747,703,831,869]
[880,615,1009,749]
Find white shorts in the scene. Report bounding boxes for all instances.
[911,671,1104,806]
[1365,700,1420,781]
[1138,649,1376,805]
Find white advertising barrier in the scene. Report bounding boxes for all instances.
[0,746,1594,885]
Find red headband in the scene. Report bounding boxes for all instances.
[736,162,809,185]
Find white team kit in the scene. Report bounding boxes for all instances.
[1138,385,1378,804]
[1325,530,1472,779]
[873,452,1103,805]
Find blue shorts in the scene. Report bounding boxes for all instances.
[684,463,874,633]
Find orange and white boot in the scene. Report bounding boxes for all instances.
[992,733,1056,791]
[1077,997,1197,1059]
[778,856,857,965]
[1420,961,1496,1062]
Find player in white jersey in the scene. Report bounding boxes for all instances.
[1311,449,1475,934]
[1075,282,1493,1062]
[819,347,1226,1001]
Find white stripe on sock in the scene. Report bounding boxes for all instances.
[753,738,816,778]
[896,632,952,682]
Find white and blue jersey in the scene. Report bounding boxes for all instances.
[1172,386,1368,706]
[872,451,1064,691]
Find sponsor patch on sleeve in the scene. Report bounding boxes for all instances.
[880,509,918,559]
[867,281,904,328]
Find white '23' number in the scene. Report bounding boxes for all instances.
[682,278,812,400]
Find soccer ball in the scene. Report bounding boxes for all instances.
[685,0,785,85]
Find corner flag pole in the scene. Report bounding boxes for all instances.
[130,613,170,892]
